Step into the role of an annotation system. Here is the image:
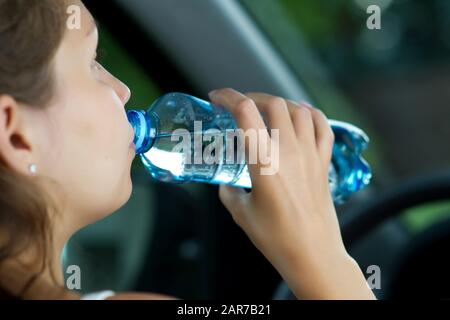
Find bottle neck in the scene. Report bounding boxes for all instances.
[127,110,158,154]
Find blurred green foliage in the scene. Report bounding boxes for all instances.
[97,25,161,110]
[402,201,450,233]
[242,0,450,231]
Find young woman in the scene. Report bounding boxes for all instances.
[0,0,375,300]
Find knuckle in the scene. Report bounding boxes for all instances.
[296,105,312,119]
[301,104,312,114]
[313,108,327,119]
[291,106,303,117]
[321,133,335,160]
[267,96,286,108]
[291,107,304,122]
[313,108,330,125]
[236,98,256,118]
[266,97,289,121]
[320,130,335,151]
[267,96,287,110]
[327,129,335,144]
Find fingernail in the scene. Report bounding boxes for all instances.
[208,90,218,98]
[300,100,314,108]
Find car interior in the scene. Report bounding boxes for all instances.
[62,0,450,299]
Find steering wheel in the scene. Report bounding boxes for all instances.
[272,171,450,299]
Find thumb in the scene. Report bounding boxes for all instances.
[218,184,248,217]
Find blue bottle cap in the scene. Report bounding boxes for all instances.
[127,110,153,154]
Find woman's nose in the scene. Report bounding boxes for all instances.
[107,72,131,105]
[115,79,131,105]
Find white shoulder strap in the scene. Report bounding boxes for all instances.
[81,290,115,300]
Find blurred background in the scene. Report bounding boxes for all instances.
[63,0,450,299]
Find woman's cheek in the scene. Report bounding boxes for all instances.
[85,74,131,158]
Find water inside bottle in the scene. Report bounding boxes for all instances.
[139,113,253,188]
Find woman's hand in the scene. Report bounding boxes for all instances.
[208,88,375,300]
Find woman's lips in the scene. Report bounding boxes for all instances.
[130,138,136,149]
[129,127,135,149]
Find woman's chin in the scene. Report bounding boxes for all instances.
[106,179,134,217]
[118,177,133,207]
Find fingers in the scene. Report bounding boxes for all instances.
[208,88,271,185]
[284,98,335,167]
[286,100,316,147]
[253,93,334,166]
[218,185,248,225]
[208,88,266,133]
[244,92,297,145]
[246,93,318,150]
[208,88,334,179]
[301,103,335,166]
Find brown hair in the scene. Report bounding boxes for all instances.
[0,0,78,299]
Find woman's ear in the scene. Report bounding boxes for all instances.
[0,95,35,176]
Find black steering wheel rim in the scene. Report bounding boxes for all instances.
[273,170,450,299]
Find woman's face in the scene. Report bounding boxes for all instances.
[35,1,134,228]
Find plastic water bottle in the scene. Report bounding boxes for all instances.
[127,93,372,203]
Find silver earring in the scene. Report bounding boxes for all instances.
[29,164,37,175]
